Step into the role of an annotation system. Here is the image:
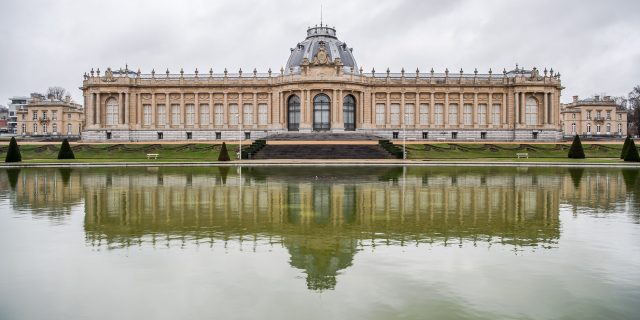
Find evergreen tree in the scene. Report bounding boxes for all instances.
[620,135,632,159]
[57,139,75,159]
[623,138,640,162]
[218,142,230,161]
[5,137,22,162]
[568,135,586,159]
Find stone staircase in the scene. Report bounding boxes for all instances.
[251,144,397,159]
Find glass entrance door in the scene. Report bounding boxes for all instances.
[313,94,331,131]
[343,95,356,131]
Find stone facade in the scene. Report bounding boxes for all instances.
[561,95,627,138]
[16,96,84,138]
[81,25,564,142]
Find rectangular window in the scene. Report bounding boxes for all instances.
[463,104,473,125]
[67,123,72,135]
[448,104,458,125]
[390,104,400,125]
[33,123,37,134]
[229,104,239,125]
[214,104,224,125]
[258,104,268,125]
[43,124,47,134]
[435,104,444,125]
[157,132,163,140]
[422,132,428,139]
[215,132,221,140]
[532,132,538,140]
[68,113,71,120]
[375,104,385,125]
[618,114,622,121]
[106,132,112,140]
[157,104,166,125]
[199,104,209,124]
[171,104,180,125]
[480,132,487,140]
[404,104,415,125]
[244,132,251,140]
[21,124,26,134]
[392,131,399,139]
[491,104,501,125]
[243,104,253,125]
[43,111,47,120]
[477,104,487,125]
[186,104,195,125]
[52,123,57,133]
[32,112,37,121]
[143,105,151,125]
[451,132,458,139]
[596,111,602,120]
[419,104,429,125]
[52,111,57,121]
[186,132,192,140]
[587,111,591,120]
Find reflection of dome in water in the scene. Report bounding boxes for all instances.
[285,25,358,75]
[286,238,358,291]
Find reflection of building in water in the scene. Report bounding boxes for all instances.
[77,166,564,290]
[4,168,83,218]
[559,168,630,214]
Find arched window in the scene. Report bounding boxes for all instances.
[313,94,330,131]
[287,95,300,131]
[343,95,356,131]
[106,98,119,125]
[525,97,538,125]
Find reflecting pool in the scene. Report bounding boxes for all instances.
[1,166,639,319]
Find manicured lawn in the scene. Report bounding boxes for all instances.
[404,143,627,160]
[0,143,239,162]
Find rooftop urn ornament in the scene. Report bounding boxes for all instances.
[166,68,170,78]
[224,68,228,77]
[416,68,420,78]
[180,68,184,78]
[90,68,94,77]
[550,68,554,77]
[544,68,548,77]
[474,68,478,75]
[268,68,272,77]
[151,68,155,78]
[445,68,449,78]
[96,68,100,76]
[125,64,129,73]
[209,68,213,78]
[401,67,405,76]
[195,68,199,78]
[386,67,390,77]
[280,67,284,75]
[359,66,363,74]
[136,68,141,78]
[83,72,87,80]
[371,68,376,76]
[238,68,243,77]
[253,68,257,77]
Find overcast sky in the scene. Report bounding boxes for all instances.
[1,0,639,105]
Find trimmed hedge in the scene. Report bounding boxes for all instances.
[5,137,22,162]
[623,139,640,162]
[620,136,632,159]
[218,142,230,161]
[568,135,585,159]
[57,139,75,159]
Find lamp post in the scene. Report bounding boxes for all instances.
[233,114,242,161]
[403,114,409,160]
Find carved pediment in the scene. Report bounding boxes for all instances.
[312,42,333,66]
[102,68,116,82]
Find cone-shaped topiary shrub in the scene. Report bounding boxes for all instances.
[620,135,632,159]
[57,139,75,160]
[5,137,22,162]
[623,138,640,162]
[568,135,585,159]
[218,142,230,161]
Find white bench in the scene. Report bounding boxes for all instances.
[516,153,529,159]
[146,153,159,159]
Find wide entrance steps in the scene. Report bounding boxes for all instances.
[251,144,397,159]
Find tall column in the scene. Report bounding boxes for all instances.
[117,93,122,124]
[415,91,421,127]
[279,92,284,125]
[385,92,391,126]
[87,92,94,126]
[488,92,493,126]
[444,92,449,125]
[124,93,129,125]
[520,92,525,124]
[400,92,405,126]
[180,93,185,125]
[238,92,244,126]
[267,92,273,125]
[223,92,228,126]
[194,92,199,126]
[209,93,214,126]
[150,93,156,127]
[473,92,478,126]
[137,93,142,127]
[543,92,548,125]
[550,92,555,125]
[430,92,435,125]
[359,91,364,126]
[166,93,170,126]
[253,92,258,127]
[502,93,507,126]
[514,92,519,125]
[96,92,101,125]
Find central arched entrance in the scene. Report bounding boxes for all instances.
[287,95,300,131]
[313,94,331,131]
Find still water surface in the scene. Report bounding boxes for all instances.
[0,166,639,319]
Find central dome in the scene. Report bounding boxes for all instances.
[285,25,358,75]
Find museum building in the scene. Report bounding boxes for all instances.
[81,24,564,141]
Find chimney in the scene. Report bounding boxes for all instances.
[604,96,611,101]
[594,95,600,101]
[573,95,579,103]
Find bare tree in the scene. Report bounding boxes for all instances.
[629,86,640,137]
[46,86,67,101]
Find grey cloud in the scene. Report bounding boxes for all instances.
[1,0,639,105]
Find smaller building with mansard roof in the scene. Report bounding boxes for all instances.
[561,95,627,138]
[81,23,564,142]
